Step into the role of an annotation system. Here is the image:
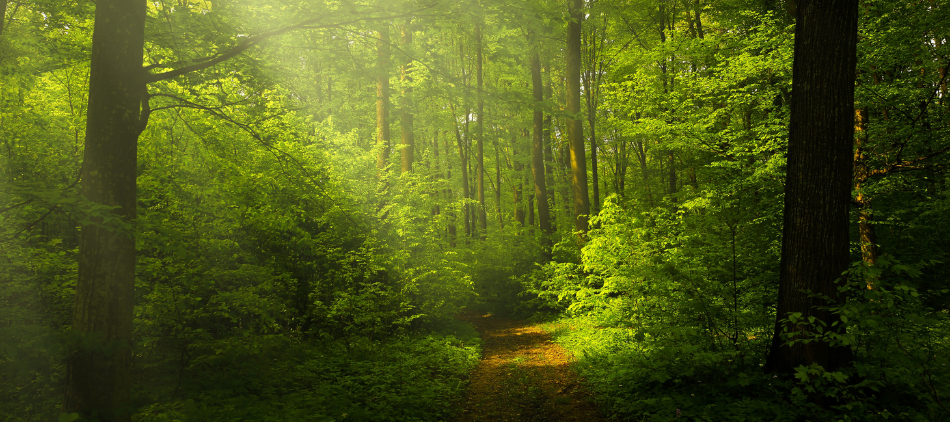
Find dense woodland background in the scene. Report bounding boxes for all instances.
[1,0,949,420]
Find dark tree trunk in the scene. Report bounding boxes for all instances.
[65,1,146,420]
[400,22,414,173]
[567,0,590,233]
[765,0,858,375]
[531,46,553,237]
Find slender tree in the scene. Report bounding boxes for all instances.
[400,22,414,173]
[566,0,590,233]
[0,0,7,36]
[377,26,392,177]
[765,0,859,375]
[530,41,553,238]
[475,22,488,235]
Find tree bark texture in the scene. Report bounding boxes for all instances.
[765,0,858,375]
[567,0,590,233]
[65,0,146,420]
[400,23,414,173]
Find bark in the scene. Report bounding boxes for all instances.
[400,23,414,173]
[567,0,590,233]
[376,26,391,176]
[531,46,553,236]
[765,0,858,375]
[475,23,487,235]
[65,1,146,420]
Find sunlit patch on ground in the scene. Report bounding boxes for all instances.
[455,314,603,422]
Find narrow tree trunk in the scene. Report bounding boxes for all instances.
[531,46,553,236]
[451,103,471,238]
[475,23,487,236]
[444,132,457,246]
[543,60,557,232]
[376,26,391,176]
[567,0,590,233]
[0,0,7,36]
[513,132,526,227]
[494,135,504,228]
[65,1,146,420]
[765,0,858,376]
[853,107,878,288]
[400,23,414,173]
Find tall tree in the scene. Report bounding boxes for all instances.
[475,22,488,235]
[566,0,590,233]
[0,0,7,36]
[765,0,859,375]
[377,26,392,177]
[530,40,553,238]
[400,22,414,173]
[64,1,146,420]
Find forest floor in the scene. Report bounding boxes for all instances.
[454,313,605,422]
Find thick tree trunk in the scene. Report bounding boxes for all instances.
[400,23,414,173]
[567,0,590,233]
[475,24,487,236]
[531,47,553,237]
[376,27,391,176]
[65,1,146,421]
[765,0,858,375]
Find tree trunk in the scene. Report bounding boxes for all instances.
[543,60,557,232]
[494,135,504,229]
[451,103,471,239]
[0,0,7,36]
[514,132,526,227]
[400,22,414,173]
[475,23,487,236]
[567,0,590,233]
[765,0,858,376]
[376,26,391,176]
[853,107,878,288]
[65,1,146,420]
[531,46,553,237]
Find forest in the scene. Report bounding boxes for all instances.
[1,0,949,420]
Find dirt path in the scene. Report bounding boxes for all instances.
[455,314,605,422]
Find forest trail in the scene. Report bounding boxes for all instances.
[455,314,604,422]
